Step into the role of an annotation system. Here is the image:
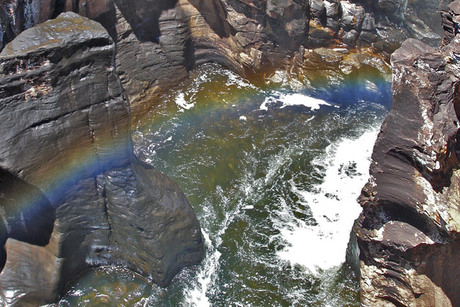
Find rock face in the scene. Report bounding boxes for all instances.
[0,12,203,305]
[0,0,454,306]
[0,0,444,116]
[352,1,460,305]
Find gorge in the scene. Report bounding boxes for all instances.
[0,0,458,306]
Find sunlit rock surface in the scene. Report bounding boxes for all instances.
[352,1,460,305]
[0,12,203,305]
[0,0,444,117]
[0,0,455,305]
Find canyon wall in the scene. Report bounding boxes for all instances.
[0,0,443,116]
[0,12,203,305]
[0,0,454,306]
[352,1,460,306]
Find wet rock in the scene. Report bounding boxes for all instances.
[0,238,62,306]
[377,0,408,22]
[307,19,336,48]
[0,0,445,111]
[352,17,460,306]
[111,0,191,117]
[287,46,391,89]
[340,1,365,32]
[0,12,203,305]
[104,161,203,286]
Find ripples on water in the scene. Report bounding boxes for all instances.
[58,64,391,306]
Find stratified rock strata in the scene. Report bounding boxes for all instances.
[0,0,444,117]
[0,12,203,306]
[352,1,460,305]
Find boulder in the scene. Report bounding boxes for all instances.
[0,12,203,305]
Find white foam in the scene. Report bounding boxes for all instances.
[260,92,331,111]
[175,92,196,110]
[184,230,218,307]
[184,186,247,307]
[224,69,258,90]
[276,127,380,273]
[280,93,331,110]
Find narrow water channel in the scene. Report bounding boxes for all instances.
[59,63,391,306]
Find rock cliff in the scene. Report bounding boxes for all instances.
[352,1,460,305]
[0,12,203,305]
[0,0,455,306]
[0,0,443,116]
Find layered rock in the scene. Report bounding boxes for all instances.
[275,45,392,91]
[351,1,460,305]
[0,0,444,117]
[0,12,203,305]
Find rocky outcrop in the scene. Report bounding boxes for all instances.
[273,45,392,92]
[0,12,203,306]
[351,1,460,305]
[0,1,453,305]
[0,0,444,117]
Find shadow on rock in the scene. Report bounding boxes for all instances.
[0,168,55,271]
[114,0,178,42]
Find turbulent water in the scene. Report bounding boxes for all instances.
[58,64,391,306]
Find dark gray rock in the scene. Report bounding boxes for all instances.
[0,12,203,305]
[0,0,446,109]
[340,1,365,32]
[309,0,325,20]
[105,161,203,286]
[377,0,408,22]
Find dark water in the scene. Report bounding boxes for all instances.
[58,64,391,306]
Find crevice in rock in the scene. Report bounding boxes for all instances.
[113,0,178,43]
[361,201,448,242]
[52,0,67,18]
[99,176,112,243]
[453,81,460,121]
[0,168,55,272]
[378,294,408,307]
[318,5,327,28]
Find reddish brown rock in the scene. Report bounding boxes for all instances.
[351,3,460,304]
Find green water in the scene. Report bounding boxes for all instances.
[59,64,391,306]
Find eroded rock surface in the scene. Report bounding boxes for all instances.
[0,0,445,117]
[0,12,203,305]
[352,1,460,305]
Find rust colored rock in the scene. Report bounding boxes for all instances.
[352,30,460,307]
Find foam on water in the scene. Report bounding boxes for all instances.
[184,230,217,307]
[184,185,250,306]
[260,92,331,111]
[175,92,196,110]
[275,127,380,273]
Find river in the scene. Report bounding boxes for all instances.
[58,63,391,306]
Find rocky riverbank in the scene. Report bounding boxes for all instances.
[0,0,455,306]
[0,0,442,117]
[0,12,203,305]
[351,1,460,305]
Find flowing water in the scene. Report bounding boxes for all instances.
[58,63,391,306]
